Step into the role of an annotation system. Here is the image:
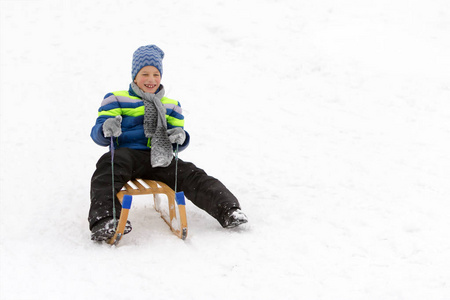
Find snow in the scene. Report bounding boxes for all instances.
[1,0,450,299]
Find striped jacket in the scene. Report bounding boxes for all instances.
[90,85,190,151]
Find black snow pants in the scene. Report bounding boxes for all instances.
[88,148,241,230]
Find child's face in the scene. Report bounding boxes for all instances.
[134,66,161,94]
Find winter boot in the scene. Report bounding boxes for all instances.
[222,208,248,228]
[91,217,132,241]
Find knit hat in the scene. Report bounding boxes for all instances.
[131,45,164,79]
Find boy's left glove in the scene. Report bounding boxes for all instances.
[167,127,186,145]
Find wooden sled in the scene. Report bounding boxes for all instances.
[107,179,188,245]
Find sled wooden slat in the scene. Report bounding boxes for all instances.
[116,179,188,240]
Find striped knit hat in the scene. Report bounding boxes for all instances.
[132,45,164,79]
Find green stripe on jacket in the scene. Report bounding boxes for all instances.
[98,93,184,127]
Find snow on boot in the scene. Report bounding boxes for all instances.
[91,217,132,241]
[222,208,248,228]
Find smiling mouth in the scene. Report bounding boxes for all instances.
[144,84,157,89]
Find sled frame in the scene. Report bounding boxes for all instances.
[107,179,188,245]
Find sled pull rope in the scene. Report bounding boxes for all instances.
[110,136,117,228]
[174,144,179,194]
[174,144,186,206]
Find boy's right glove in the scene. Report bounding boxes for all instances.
[103,115,122,137]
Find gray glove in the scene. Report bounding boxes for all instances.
[103,115,122,137]
[167,127,186,145]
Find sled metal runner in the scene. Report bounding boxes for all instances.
[106,179,188,245]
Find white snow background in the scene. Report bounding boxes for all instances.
[1,0,450,299]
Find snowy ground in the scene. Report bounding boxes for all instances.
[1,0,450,299]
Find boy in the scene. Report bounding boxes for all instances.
[89,44,248,241]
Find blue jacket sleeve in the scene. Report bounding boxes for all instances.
[90,115,112,147]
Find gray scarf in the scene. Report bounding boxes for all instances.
[131,82,173,167]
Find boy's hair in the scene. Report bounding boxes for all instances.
[132,44,164,79]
